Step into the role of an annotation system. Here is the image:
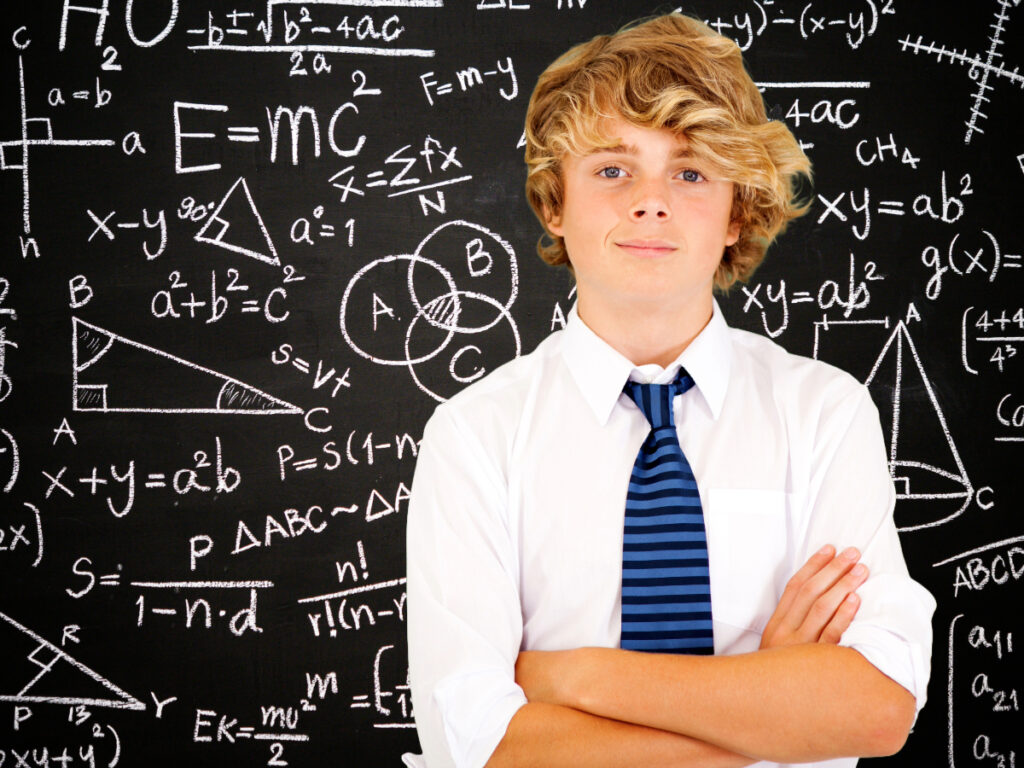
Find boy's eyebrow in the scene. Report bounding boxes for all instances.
[584,143,696,159]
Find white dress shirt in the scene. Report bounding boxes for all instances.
[405,301,936,768]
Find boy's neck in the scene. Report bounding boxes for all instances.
[577,294,714,369]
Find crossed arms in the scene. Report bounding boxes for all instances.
[407,389,935,768]
[485,546,917,768]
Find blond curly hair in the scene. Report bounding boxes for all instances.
[524,13,811,290]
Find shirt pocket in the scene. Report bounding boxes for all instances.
[704,488,793,635]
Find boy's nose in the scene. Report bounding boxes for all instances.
[629,181,671,221]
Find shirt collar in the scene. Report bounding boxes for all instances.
[561,300,732,426]
[677,299,732,420]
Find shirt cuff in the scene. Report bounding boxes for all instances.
[434,666,528,768]
[839,622,931,712]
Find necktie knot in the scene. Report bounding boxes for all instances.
[623,368,695,430]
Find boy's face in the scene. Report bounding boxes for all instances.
[546,117,739,326]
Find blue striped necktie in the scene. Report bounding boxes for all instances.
[620,368,714,655]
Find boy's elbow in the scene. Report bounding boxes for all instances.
[859,685,916,757]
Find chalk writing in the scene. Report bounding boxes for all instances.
[2,2,1021,765]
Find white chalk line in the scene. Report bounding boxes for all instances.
[298,577,406,603]
[130,580,274,588]
[933,534,1024,567]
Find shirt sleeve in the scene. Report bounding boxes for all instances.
[406,405,527,768]
[798,385,937,713]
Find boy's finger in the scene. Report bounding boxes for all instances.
[775,544,837,619]
[800,563,868,638]
[818,592,861,645]
[783,547,860,630]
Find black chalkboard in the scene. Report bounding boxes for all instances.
[2,1,1021,766]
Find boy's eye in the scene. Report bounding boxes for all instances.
[597,166,626,179]
[679,169,705,183]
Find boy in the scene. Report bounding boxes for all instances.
[405,13,935,768]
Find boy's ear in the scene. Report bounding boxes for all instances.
[543,206,563,237]
[725,219,741,247]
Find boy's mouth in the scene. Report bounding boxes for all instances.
[616,239,676,255]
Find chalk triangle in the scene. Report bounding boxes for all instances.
[195,176,280,266]
[0,611,145,710]
[72,317,301,414]
[865,322,973,531]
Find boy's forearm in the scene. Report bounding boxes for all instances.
[484,701,756,768]
[519,644,915,764]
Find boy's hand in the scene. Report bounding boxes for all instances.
[759,545,868,650]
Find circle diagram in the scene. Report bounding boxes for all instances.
[339,220,520,401]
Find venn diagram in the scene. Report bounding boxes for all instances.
[340,220,521,401]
